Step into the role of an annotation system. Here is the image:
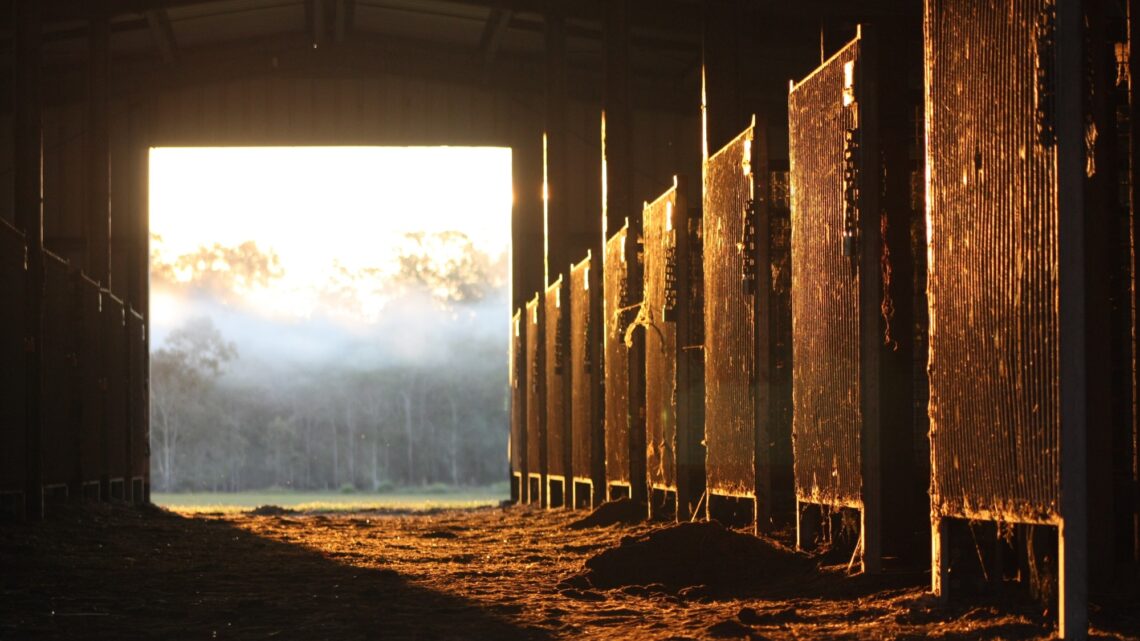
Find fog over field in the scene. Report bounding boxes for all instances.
[148,147,513,493]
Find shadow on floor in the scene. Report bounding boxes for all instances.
[0,503,549,641]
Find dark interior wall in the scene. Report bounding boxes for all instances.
[1,72,696,314]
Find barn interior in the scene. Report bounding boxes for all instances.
[1,1,1139,640]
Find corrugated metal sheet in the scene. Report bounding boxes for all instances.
[789,38,864,508]
[41,254,76,487]
[127,309,148,486]
[103,293,128,484]
[509,308,527,497]
[703,128,756,497]
[604,224,632,488]
[0,221,26,493]
[77,275,105,489]
[926,0,1061,521]
[525,294,546,485]
[544,278,570,480]
[644,188,678,491]
[570,253,603,489]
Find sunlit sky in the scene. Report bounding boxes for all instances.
[149,146,512,326]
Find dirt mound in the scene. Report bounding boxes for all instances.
[577,521,812,594]
[248,505,295,516]
[567,498,646,529]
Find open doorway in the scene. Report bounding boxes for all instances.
[147,146,512,511]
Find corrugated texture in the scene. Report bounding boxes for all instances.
[789,39,864,507]
[703,128,756,496]
[570,255,602,483]
[41,255,75,486]
[127,309,148,482]
[604,225,631,486]
[544,279,569,479]
[644,189,678,491]
[509,309,526,476]
[525,295,546,479]
[103,293,128,482]
[77,276,104,487]
[0,221,26,492]
[926,0,1060,520]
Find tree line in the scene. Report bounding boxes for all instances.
[149,232,508,493]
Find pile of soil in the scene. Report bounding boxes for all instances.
[567,498,646,529]
[248,504,295,516]
[575,521,813,594]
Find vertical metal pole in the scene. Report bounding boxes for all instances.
[544,10,567,288]
[14,0,44,521]
[88,0,112,287]
[1057,0,1089,636]
[1129,0,1140,567]
[604,0,645,503]
[858,25,883,576]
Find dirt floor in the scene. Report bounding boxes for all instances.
[1,502,1138,640]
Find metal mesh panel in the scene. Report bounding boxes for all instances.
[525,295,545,479]
[644,190,678,491]
[509,309,526,476]
[103,293,127,481]
[927,0,1060,520]
[127,309,148,480]
[41,255,75,486]
[570,254,602,483]
[789,39,864,507]
[703,129,756,496]
[0,222,26,492]
[604,225,631,486]
[544,279,569,479]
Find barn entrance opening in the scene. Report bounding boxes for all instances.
[146,146,512,510]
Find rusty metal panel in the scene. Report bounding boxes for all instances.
[644,187,679,492]
[789,38,864,508]
[0,221,26,493]
[544,278,570,480]
[525,294,546,482]
[103,292,128,483]
[41,254,76,487]
[604,225,632,487]
[509,308,526,486]
[570,253,603,487]
[703,128,756,497]
[926,0,1061,521]
[127,309,148,482]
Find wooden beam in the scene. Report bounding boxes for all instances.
[479,8,513,78]
[144,8,177,63]
[13,0,45,521]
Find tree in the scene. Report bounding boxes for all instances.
[150,317,237,491]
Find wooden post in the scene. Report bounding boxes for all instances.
[1057,0,1089,637]
[88,0,112,287]
[14,0,44,521]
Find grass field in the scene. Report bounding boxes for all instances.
[153,486,508,514]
